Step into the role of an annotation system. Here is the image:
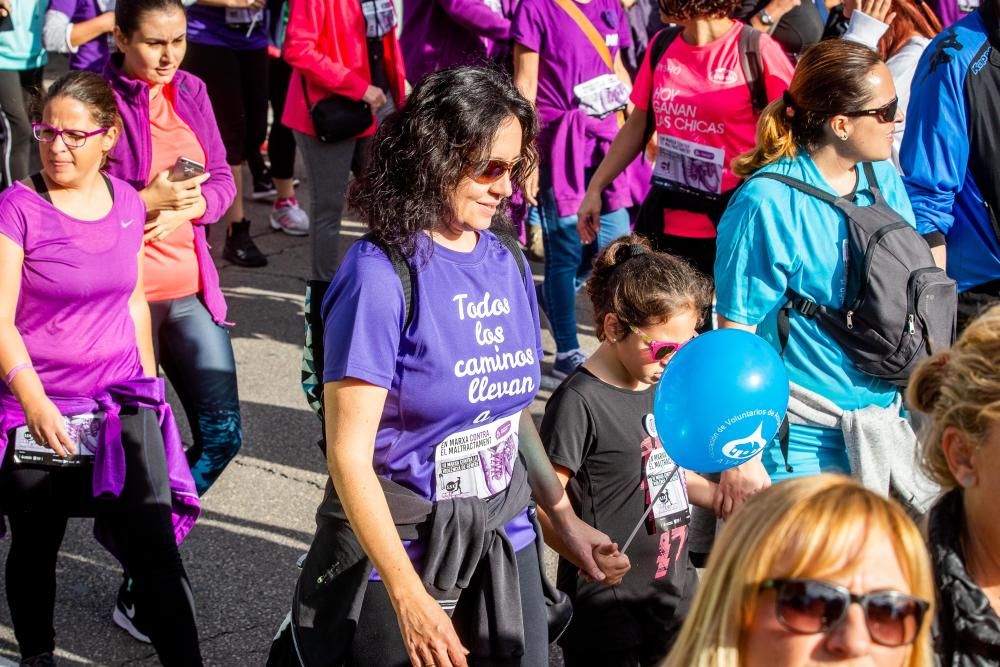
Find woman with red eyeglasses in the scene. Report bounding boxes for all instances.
[539,234,719,665]
[663,474,934,667]
[712,39,915,518]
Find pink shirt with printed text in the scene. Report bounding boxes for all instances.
[631,22,793,238]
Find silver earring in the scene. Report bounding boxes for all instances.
[963,475,975,488]
[840,134,849,141]
[609,337,616,343]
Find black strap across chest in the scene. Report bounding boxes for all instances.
[30,171,114,204]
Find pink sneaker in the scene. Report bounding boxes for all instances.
[269,198,310,236]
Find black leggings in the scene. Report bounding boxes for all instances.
[0,67,43,188]
[150,295,242,496]
[266,55,296,180]
[0,407,202,664]
[346,545,549,666]
[182,43,269,165]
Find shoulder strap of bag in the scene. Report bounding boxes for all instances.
[861,161,880,194]
[750,171,842,205]
[551,0,616,72]
[642,26,683,147]
[738,25,769,116]
[493,229,528,282]
[360,232,417,331]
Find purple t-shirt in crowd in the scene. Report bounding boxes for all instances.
[186,5,268,51]
[48,0,111,73]
[322,231,543,569]
[512,0,632,122]
[0,176,146,400]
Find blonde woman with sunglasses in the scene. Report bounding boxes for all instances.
[663,475,935,667]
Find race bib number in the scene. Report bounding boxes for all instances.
[652,134,725,195]
[13,412,104,467]
[484,0,503,14]
[362,0,397,38]
[434,412,519,500]
[574,74,630,119]
[645,447,690,529]
[959,0,979,11]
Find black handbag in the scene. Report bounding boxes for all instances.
[301,73,372,144]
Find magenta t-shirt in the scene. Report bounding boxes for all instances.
[0,176,146,400]
[631,23,793,238]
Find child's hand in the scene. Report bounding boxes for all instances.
[592,542,630,586]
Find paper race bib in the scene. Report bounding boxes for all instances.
[362,0,397,38]
[652,134,725,195]
[484,0,503,14]
[13,412,104,467]
[434,412,519,501]
[959,0,979,11]
[574,74,630,119]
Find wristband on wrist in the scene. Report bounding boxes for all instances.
[4,362,32,386]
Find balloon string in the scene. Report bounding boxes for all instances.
[621,464,679,554]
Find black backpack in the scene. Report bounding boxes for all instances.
[754,162,958,387]
[301,231,528,428]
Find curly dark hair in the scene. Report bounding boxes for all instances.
[586,234,713,341]
[348,66,539,258]
[658,0,742,21]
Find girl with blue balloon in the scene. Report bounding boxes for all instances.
[537,235,719,666]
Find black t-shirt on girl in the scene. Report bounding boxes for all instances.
[541,367,697,659]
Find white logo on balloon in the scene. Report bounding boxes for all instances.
[720,422,767,460]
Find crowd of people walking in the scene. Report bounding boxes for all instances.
[1,0,999,664]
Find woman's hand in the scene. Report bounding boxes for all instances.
[593,542,630,586]
[144,208,195,244]
[141,170,211,213]
[523,167,540,207]
[577,189,602,244]
[23,395,76,458]
[855,0,896,23]
[714,457,771,519]
[362,85,388,112]
[391,587,470,667]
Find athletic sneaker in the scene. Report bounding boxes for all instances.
[269,198,310,236]
[112,577,151,644]
[224,219,268,267]
[20,654,56,667]
[551,349,587,379]
[251,169,277,201]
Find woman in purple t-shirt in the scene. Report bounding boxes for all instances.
[275,67,625,667]
[0,72,202,665]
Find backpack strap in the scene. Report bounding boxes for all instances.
[738,25,769,116]
[642,26,683,147]
[551,0,615,71]
[361,232,417,332]
[493,229,528,282]
[750,171,842,204]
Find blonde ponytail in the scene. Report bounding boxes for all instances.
[731,98,798,177]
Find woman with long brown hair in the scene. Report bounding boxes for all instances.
[712,39,916,512]
[839,0,941,168]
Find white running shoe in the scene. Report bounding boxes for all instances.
[269,198,310,236]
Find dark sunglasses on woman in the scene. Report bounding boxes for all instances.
[760,578,929,647]
[471,158,521,184]
[844,97,899,124]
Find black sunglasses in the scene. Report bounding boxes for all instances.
[760,578,928,647]
[844,97,899,124]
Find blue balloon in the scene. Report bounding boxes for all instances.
[653,329,789,473]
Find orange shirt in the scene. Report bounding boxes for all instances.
[144,84,206,303]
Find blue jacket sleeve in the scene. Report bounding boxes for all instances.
[899,45,969,238]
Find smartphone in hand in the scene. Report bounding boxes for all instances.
[169,157,206,182]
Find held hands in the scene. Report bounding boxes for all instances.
[23,395,76,458]
[592,542,631,586]
[362,85,388,112]
[392,588,470,667]
[713,457,771,520]
[0,0,10,19]
[576,190,602,244]
[142,170,211,213]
